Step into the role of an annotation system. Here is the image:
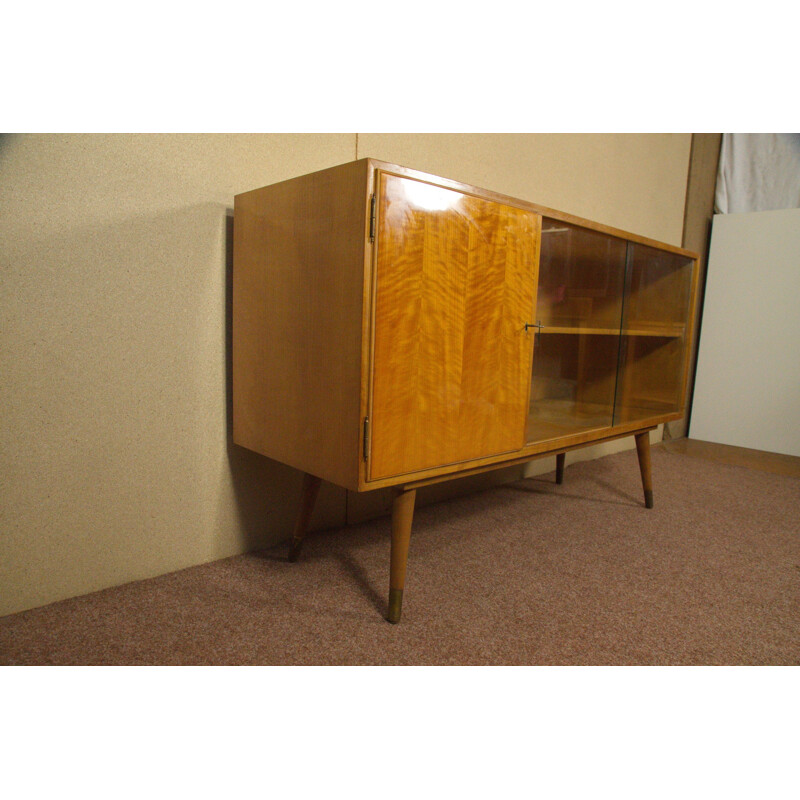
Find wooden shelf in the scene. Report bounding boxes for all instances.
[527,398,613,443]
[623,321,685,338]
[540,325,619,336]
[539,323,684,338]
[527,398,681,444]
[616,404,677,424]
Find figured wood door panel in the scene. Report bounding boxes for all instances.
[369,173,540,481]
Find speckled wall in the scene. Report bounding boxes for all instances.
[0,133,692,616]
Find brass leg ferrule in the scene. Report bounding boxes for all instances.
[644,489,654,509]
[387,589,404,624]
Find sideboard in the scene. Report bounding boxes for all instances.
[233,158,700,623]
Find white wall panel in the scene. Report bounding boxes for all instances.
[691,209,800,456]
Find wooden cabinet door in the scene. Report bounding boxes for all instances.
[368,172,541,481]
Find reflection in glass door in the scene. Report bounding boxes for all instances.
[527,218,627,444]
[613,243,695,425]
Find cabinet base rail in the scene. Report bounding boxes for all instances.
[288,429,655,623]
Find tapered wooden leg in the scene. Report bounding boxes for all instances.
[288,473,322,562]
[387,488,416,624]
[556,452,566,485]
[634,431,654,509]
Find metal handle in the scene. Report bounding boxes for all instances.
[525,321,543,343]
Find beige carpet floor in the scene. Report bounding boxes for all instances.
[1,447,798,665]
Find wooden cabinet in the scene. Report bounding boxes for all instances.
[233,159,700,622]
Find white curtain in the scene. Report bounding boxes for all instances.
[714,133,800,214]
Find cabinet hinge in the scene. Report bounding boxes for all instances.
[363,417,370,461]
[368,194,376,243]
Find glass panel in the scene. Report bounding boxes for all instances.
[527,218,627,443]
[614,243,694,425]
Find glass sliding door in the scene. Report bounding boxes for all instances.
[613,243,695,425]
[527,218,627,443]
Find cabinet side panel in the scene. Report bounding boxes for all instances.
[233,160,369,490]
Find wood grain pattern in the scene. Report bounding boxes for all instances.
[233,160,369,490]
[368,173,540,481]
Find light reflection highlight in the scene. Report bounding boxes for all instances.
[402,180,461,211]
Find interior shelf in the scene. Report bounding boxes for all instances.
[623,321,686,338]
[539,326,619,336]
[526,399,613,444]
[527,398,680,444]
[615,403,678,424]
[539,323,684,338]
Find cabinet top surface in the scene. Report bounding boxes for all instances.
[235,157,699,260]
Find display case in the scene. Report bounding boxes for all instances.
[527,221,696,441]
[233,159,700,623]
